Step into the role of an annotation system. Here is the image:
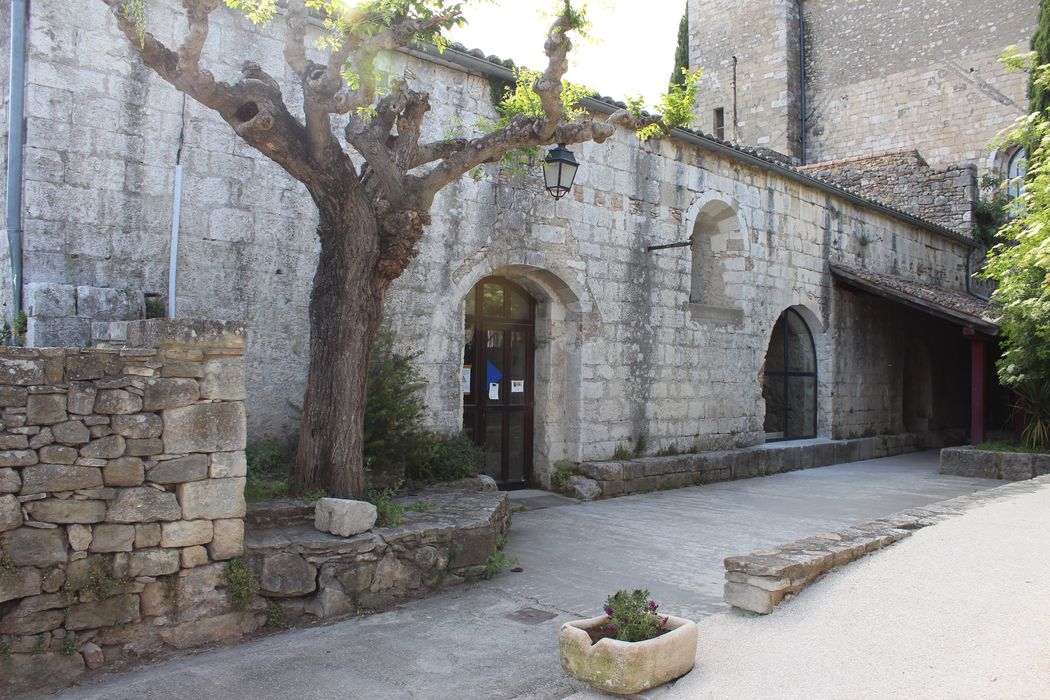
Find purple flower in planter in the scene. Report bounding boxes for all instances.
[607,624,618,634]
[604,605,614,616]
[648,600,658,612]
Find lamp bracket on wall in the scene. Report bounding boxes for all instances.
[646,240,692,252]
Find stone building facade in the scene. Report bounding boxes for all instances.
[0,1,1004,489]
[689,0,1038,174]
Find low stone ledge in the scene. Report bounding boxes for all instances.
[245,488,509,620]
[579,434,927,499]
[940,446,1050,481]
[723,474,1050,614]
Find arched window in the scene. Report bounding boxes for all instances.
[1007,148,1026,200]
[762,308,817,441]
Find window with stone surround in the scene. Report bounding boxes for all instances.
[689,199,740,307]
[1007,147,1026,200]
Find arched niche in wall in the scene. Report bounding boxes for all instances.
[686,195,747,324]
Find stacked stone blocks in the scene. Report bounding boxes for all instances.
[0,319,249,695]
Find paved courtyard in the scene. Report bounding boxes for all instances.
[54,451,996,700]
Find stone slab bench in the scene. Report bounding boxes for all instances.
[723,474,1050,614]
[244,487,509,621]
[940,446,1050,481]
[579,434,927,499]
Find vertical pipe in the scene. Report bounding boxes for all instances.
[5,0,28,315]
[731,55,738,141]
[798,0,807,164]
[970,336,987,445]
[167,94,187,318]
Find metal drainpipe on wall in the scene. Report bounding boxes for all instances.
[168,94,188,319]
[5,0,28,317]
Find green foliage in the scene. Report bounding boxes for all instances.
[633,436,648,457]
[655,442,680,457]
[973,176,1012,245]
[612,443,632,460]
[669,6,689,91]
[0,548,13,576]
[369,482,407,527]
[225,0,279,25]
[244,478,290,502]
[599,589,669,643]
[1014,378,1050,450]
[245,438,296,502]
[225,557,259,611]
[265,600,285,628]
[121,0,148,47]
[497,66,594,125]
[1032,1,1050,113]
[12,310,27,339]
[481,537,517,580]
[627,68,703,141]
[60,635,76,656]
[411,431,483,484]
[364,332,428,485]
[550,460,582,491]
[31,635,45,655]
[975,440,1050,454]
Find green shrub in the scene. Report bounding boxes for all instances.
[225,558,259,611]
[364,332,428,488]
[410,431,483,484]
[246,439,295,479]
[599,589,669,643]
[369,483,407,527]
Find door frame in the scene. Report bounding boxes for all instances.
[462,276,536,488]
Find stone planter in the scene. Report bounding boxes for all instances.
[559,614,698,695]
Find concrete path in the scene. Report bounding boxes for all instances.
[52,451,996,699]
[649,474,1050,699]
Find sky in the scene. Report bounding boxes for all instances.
[445,1,686,108]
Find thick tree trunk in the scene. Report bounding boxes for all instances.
[293,192,385,499]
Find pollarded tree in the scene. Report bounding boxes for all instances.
[102,0,676,498]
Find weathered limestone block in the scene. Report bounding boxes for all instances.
[148,454,208,484]
[305,586,354,619]
[20,465,103,494]
[135,522,161,548]
[26,282,76,317]
[66,593,140,630]
[0,385,28,407]
[177,477,246,520]
[160,519,214,548]
[371,553,421,591]
[163,402,246,453]
[566,475,601,501]
[67,383,97,416]
[126,438,163,456]
[29,427,54,449]
[103,456,145,486]
[80,434,126,459]
[26,393,68,425]
[199,358,246,400]
[5,650,86,695]
[0,355,49,385]
[173,562,229,622]
[94,389,143,415]
[40,444,77,464]
[0,449,38,467]
[314,498,377,537]
[208,518,244,560]
[450,527,497,568]
[723,580,785,615]
[111,413,163,439]
[0,493,22,531]
[143,378,200,411]
[0,467,21,492]
[68,523,93,551]
[140,580,174,617]
[89,523,136,552]
[106,487,181,523]
[0,433,29,449]
[258,552,317,597]
[53,419,90,445]
[2,527,67,566]
[0,566,42,602]
[0,607,66,634]
[210,451,247,478]
[162,361,205,379]
[159,611,260,650]
[81,641,105,669]
[77,285,141,320]
[127,548,181,577]
[25,499,106,524]
[999,453,1034,481]
[182,545,209,568]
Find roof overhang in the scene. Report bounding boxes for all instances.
[830,264,999,336]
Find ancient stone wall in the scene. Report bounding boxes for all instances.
[800,151,976,234]
[687,0,802,157]
[12,1,984,486]
[801,0,1037,174]
[0,319,250,696]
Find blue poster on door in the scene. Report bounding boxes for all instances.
[487,359,503,384]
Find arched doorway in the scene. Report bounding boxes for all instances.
[762,308,817,441]
[462,277,535,487]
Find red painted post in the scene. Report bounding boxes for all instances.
[970,337,987,445]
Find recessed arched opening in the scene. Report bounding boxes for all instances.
[762,308,817,441]
[1007,147,1026,200]
[462,276,536,488]
[690,199,741,306]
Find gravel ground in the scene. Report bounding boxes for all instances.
[659,482,1050,699]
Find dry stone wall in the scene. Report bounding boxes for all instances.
[0,319,250,696]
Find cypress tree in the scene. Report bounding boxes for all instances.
[1031,0,1050,112]
[669,6,689,89]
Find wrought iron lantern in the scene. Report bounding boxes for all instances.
[542,143,579,200]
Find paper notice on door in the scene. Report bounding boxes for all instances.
[461,366,471,394]
[488,382,500,400]
[511,380,525,393]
